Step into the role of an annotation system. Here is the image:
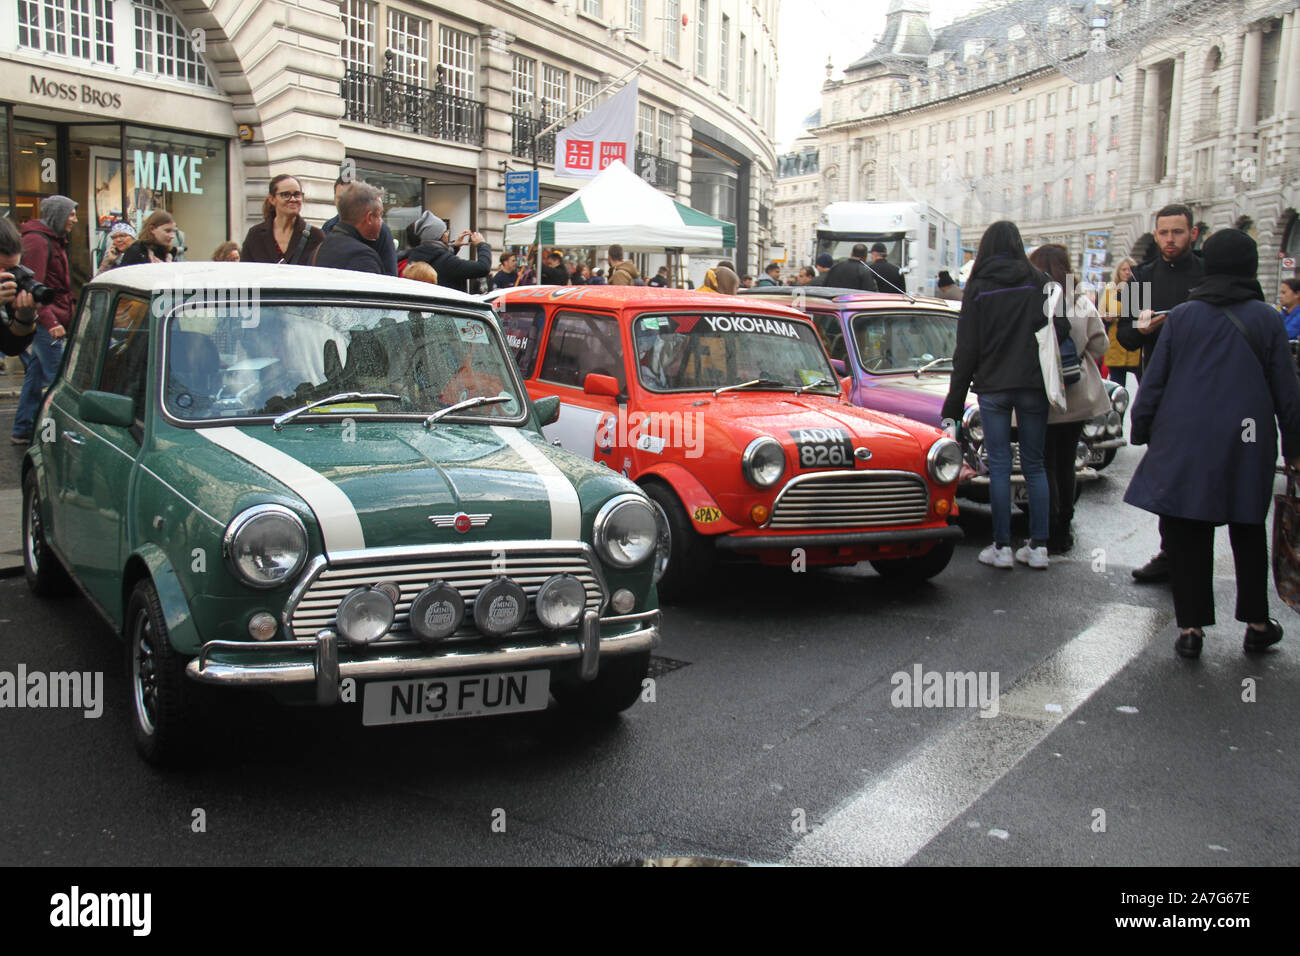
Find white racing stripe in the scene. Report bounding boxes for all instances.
[493,425,582,540]
[787,603,1165,866]
[197,427,366,554]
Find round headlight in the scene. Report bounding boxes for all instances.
[927,437,963,485]
[1075,441,1089,469]
[336,585,395,645]
[1106,410,1123,436]
[1111,386,1130,414]
[594,495,659,569]
[408,581,464,642]
[536,574,587,630]
[961,404,983,442]
[224,505,308,589]
[742,436,786,488]
[474,577,527,638]
[1082,417,1105,439]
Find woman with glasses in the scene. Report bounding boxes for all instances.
[240,174,324,265]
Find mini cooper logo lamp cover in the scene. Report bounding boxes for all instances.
[429,512,493,533]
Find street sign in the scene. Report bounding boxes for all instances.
[505,171,539,218]
[1283,257,1297,269]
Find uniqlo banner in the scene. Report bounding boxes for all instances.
[554,78,638,179]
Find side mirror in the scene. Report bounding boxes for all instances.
[583,373,622,398]
[532,394,561,426]
[80,390,136,428]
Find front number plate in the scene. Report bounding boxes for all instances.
[361,670,551,726]
[791,427,854,469]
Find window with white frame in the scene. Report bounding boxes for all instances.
[387,9,429,85]
[985,109,995,132]
[664,0,680,60]
[1045,91,1056,115]
[574,75,599,116]
[964,115,975,137]
[1067,85,1077,109]
[580,0,602,16]
[657,109,674,155]
[628,0,644,39]
[750,49,757,112]
[134,0,210,84]
[512,54,537,113]
[638,102,656,150]
[438,25,475,97]
[984,146,993,173]
[696,0,707,77]
[542,64,568,122]
[1025,98,1036,122]
[738,33,746,102]
[1005,104,1015,126]
[719,14,729,93]
[341,0,377,74]
[19,0,115,63]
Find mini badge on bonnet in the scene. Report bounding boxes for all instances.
[429,512,492,533]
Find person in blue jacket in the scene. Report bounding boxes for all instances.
[1125,229,1300,659]
[1279,277,1300,339]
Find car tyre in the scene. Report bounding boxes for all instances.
[22,469,73,597]
[552,651,650,716]
[641,482,715,602]
[870,538,955,581]
[1098,448,1117,470]
[127,579,200,767]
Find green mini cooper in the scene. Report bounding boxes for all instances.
[22,263,662,764]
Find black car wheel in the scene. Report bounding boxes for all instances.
[641,481,715,603]
[127,579,200,766]
[552,651,650,716]
[871,538,956,581]
[1098,447,1117,470]
[22,469,73,597]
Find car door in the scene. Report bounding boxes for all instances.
[530,308,626,466]
[60,293,150,611]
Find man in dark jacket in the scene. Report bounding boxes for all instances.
[313,183,385,273]
[322,176,397,276]
[0,217,38,357]
[822,244,878,292]
[1124,229,1300,658]
[1117,203,1205,583]
[867,242,906,294]
[13,195,77,444]
[402,210,492,294]
[540,251,569,285]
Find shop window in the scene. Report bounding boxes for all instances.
[133,0,209,85]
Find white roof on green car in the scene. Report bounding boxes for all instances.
[87,261,484,305]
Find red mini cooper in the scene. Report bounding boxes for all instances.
[487,286,963,600]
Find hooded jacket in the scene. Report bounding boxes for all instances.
[609,259,640,285]
[941,255,1066,424]
[402,240,491,294]
[19,218,72,331]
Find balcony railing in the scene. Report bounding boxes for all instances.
[634,148,679,192]
[511,112,556,165]
[342,67,484,146]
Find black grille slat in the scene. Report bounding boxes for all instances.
[769,472,929,529]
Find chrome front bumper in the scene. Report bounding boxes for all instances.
[185,609,661,706]
[965,466,1100,487]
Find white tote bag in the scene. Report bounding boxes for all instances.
[1037,284,1067,413]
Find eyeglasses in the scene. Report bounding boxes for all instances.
[276,191,303,200]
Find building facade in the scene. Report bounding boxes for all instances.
[813,0,1300,293]
[773,131,820,270]
[1,0,778,286]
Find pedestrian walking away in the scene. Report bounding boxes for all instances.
[868,242,906,294]
[240,174,325,265]
[822,244,879,292]
[1029,244,1111,554]
[1117,204,1205,584]
[812,252,834,285]
[607,245,640,285]
[942,220,1068,570]
[1123,229,1300,659]
[13,195,77,445]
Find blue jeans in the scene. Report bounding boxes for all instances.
[979,388,1050,547]
[14,325,64,439]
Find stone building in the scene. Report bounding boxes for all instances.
[813,0,1300,293]
[1,0,778,282]
[773,128,820,271]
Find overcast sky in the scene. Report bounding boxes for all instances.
[776,0,970,149]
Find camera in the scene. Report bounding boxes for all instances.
[8,264,56,305]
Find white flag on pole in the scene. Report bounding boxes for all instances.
[553,78,639,179]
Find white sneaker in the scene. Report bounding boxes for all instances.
[979,544,1014,568]
[1015,542,1050,569]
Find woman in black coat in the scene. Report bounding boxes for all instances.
[1124,229,1300,658]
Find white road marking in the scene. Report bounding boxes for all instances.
[787,603,1165,866]
[493,426,582,540]
[197,427,366,553]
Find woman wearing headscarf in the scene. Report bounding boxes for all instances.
[1125,229,1300,658]
[942,221,1067,569]
[1101,257,1142,385]
[96,222,137,274]
[118,211,179,266]
[240,174,324,264]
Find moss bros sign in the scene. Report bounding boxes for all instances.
[29,74,123,110]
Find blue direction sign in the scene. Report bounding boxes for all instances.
[505,170,539,218]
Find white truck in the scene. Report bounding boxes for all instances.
[815,201,961,298]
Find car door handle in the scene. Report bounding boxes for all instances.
[63,431,85,445]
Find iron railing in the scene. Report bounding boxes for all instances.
[510,112,556,165]
[634,148,679,191]
[342,67,485,146]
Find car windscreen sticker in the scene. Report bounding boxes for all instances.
[492,426,581,539]
[790,427,854,469]
[700,315,800,338]
[457,320,489,344]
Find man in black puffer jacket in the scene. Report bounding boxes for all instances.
[399,211,492,294]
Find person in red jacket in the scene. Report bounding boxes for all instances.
[13,195,77,445]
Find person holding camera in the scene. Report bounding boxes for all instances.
[397,211,491,294]
[0,218,39,361]
[13,195,77,445]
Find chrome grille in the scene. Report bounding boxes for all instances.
[767,471,929,529]
[287,547,605,642]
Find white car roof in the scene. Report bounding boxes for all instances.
[88,262,484,305]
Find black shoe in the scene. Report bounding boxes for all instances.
[1047,534,1074,555]
[9,433,31,446]
[1243,619,1283,654]
[1132,552,1169,583]
[1174,630,1203,659]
